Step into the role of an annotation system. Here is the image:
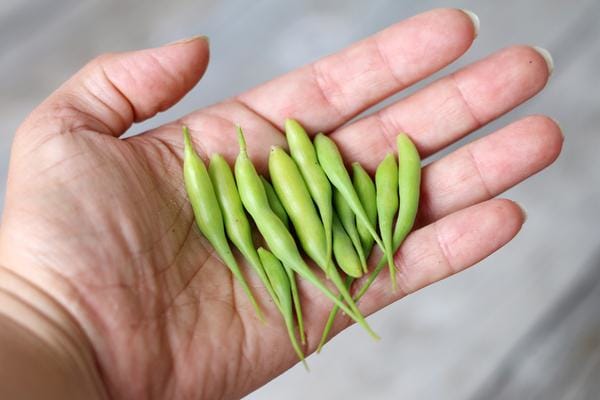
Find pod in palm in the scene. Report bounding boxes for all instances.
[182,126,264,321]
[318,134,422,350]
[393,133,421,245]
[318,163,377,347]
[234,126,378,339]
[352,162,377,256]
[285,118,333,266]
[313,133,393,270]
[375,153,399,291]
[268,146,377,339]
[331,213,363,278]
[208,153,281,313]
[333,188,367,273]
[268,146,328,267]
[316,275,352,353]
[260,176,289,227]
[355,133,422,301]
[258,247,307,369]
[318,192,369,351]
[284,263,306,345]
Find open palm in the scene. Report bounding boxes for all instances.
[0,9,561,400]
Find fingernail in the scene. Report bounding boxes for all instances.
[460,9,480,38]
[516,202,528,223]
[167,35,209,46]
[533,46,554,76]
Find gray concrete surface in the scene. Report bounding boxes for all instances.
[1,1,599,399]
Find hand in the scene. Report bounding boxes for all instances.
[0,8,561,400]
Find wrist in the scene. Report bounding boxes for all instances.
[0,265,108,400]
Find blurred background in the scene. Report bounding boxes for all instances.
[1,0,599,399]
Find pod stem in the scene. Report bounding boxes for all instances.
[317,259,386,351]
[358,226,412,301]
[295,260,378,340]
[327,263,378,340]
[387,240,397,292]
[351,228,368,274]
[283,312,308,370]
[220,248,266,323]
[356,256,386,301]
[251,256,283,315]
[363,219,396,282]
[319,231,409,348]
[316,275,353,353]
[285,266,306,345]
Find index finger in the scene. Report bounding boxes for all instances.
[237,8,478,134]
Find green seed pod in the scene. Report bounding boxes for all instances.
[333,188,367,272]
[332,213,363,278]
[319,135,421,346]
[260,176,289,227]
[376,153,399,291]
[393,134,421,245]
[285,118,333,266]
[352,162,377,257]
[234,126,378,340]
[355,133,422,301]
[258,247,307,369]
[314,133,393,269]
[269,146,370,332]
[269,146,327,267]
[208,153,280,312]
[182,126,264,321]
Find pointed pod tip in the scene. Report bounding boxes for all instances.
[269,145,285,156]
[182,125,191,141]
[313,132,325,146]
[396,132,412,145]
[236,125,247,153]
[302,360,310,371]
[209,152,225,165]
[284,118,302,131]
[182,125,195,157]
[396,133,421,159]
[314,132,334,148]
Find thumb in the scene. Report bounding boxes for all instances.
[19,36,210,141]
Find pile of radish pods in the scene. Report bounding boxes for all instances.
[182,119,421,367]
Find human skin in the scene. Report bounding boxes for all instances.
[0,8,561,400]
